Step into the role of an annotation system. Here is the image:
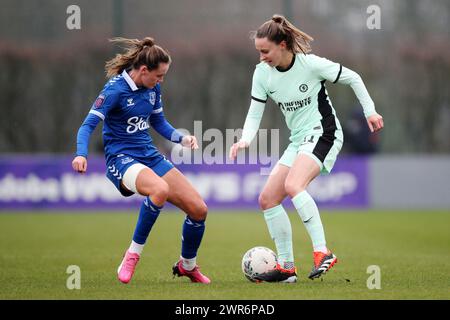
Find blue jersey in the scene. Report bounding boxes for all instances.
[76,70,184,163]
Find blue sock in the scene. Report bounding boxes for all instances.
[132,197,162,245]
[181,216,205,259]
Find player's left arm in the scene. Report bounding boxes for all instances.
[150,112,198,149]
[149,87,197,149]
[336,66,383,132]
[149,110,183,141]
[310,55,384,132]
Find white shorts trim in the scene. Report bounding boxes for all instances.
[123,163,147,194]
[297,151,324,170]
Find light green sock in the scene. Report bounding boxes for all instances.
[292,191,327,253]
[263,204,294,266]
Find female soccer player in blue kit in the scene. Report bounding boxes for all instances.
[72,37,210,284]
[230,15,384,282]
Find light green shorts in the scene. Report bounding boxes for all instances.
[278,126,344,174]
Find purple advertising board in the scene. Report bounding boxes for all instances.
[0,155,368,210]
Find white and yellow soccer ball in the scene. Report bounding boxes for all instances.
[241,246,277,282]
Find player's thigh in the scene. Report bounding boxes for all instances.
[162,167,207,220]
[258,163,290,210]
[284,154,321,197]
[133,167,169,198]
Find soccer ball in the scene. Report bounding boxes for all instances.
[241,246,277,282]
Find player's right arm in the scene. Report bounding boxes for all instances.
[229,66,268,160]
[72,113,101,173]
[72,91,117,173]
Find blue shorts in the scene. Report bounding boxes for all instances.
[106,153,174,197]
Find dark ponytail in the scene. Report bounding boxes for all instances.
[251,14,314,54]
[105,37,171,78]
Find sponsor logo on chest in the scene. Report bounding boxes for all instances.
[278,96,312,112]
[126,116,150,133]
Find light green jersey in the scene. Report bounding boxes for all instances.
[241,53,376,144]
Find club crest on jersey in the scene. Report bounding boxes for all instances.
[149,92,156,105]
[94,94,105,108]
[299,84,308,92]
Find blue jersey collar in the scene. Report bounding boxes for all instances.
[122,69,139,91]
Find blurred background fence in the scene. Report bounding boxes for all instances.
[1,0,450,154]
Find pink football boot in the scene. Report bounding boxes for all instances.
[117,251,140,284]
[172,260,211,284]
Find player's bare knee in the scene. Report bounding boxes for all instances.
[284,180,306,198]
[139,179,169,203]
[196,200,209,220]
[188,200,208,221]
[258,192,275,211]
[153,181,169,203]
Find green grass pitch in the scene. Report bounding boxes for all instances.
[0,210,449,299]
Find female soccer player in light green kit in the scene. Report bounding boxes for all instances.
[230,15,384,282]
